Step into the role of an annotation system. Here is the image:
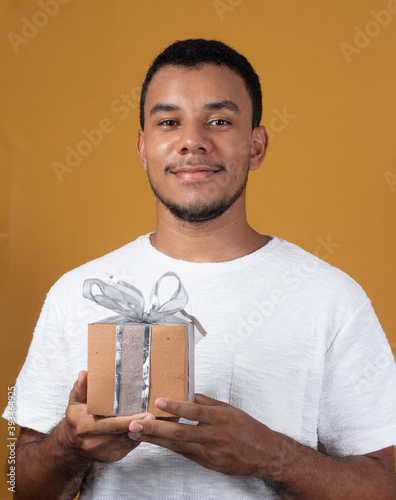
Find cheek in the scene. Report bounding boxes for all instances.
[225,151,251,180]
[234,138,253,162]
[145,136,174,164]
[222,134,252,166]
[145,140,176,183]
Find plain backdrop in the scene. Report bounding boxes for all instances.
[1,1,396,496]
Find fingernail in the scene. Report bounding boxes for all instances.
[144,414,155,420]
[129,422,143,432]
[128,432,141,440]
[155,398,167,410]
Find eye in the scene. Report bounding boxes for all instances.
[210,119,231,126]
[159,119,178,127]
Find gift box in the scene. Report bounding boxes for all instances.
[83,273,199,418]
[87,322,193,417]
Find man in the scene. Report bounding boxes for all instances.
[4,39,396,499]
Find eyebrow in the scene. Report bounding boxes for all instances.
[149,103,181,117]
[149,100,240,117]
[203,100,240,113]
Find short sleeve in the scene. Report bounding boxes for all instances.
[318,298,396,456]
[2,287,74,433]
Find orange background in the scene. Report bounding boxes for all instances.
[1,0,395,496]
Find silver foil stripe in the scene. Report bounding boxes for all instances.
[113,324,124,415]
[118,324,145,415]
[140,324,152,412]
[187,323,194,402]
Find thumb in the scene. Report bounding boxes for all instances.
[69,370,88,405]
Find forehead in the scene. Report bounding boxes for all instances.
[145,63,251,113]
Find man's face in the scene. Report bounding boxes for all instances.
[137,63,267,223]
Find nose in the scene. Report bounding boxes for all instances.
[176,122,211,155]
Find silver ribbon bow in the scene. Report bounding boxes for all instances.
[83,271,205,334]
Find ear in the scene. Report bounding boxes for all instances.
[249,126,268,171]
[136,129,148,172]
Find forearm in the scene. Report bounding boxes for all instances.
[14,419,93,500]
[262,431,395,500]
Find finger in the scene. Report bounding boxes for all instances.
[128,419,205,444]
[194,394,230,407]
[155,397,222,424]
[155,398,211,423]
[69,371,88,405]
[129,431,203,459]
[94,413,155,434]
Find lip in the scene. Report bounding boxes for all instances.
[170,165,221,181]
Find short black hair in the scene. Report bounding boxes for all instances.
[139,38,262,130]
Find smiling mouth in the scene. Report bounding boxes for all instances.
[166,162,225,181]
[173,169,218,181]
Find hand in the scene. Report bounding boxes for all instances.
[63,371,155,462]
[128,394,273,477]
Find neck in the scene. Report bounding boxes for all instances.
[150,196,270,263]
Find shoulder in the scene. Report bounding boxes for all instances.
[49,234,150,298]
[270,237,368,311]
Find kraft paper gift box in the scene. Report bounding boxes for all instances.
[87,322,193,417]
[83,273,198,418]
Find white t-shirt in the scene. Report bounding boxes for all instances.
[4,234,396,499]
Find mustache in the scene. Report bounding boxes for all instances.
[164,159,226,172]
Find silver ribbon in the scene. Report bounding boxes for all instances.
[141,325,152,412]
[83,271,191,324]
[83,272,204,415]
[113,325,123,415]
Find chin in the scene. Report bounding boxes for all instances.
[164,197,238,223]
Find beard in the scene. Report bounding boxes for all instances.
[146,160,250,223]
